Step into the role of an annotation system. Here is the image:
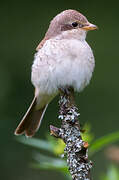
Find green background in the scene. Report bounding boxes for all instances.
[1,0,119,179]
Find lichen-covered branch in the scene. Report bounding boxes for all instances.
[50,87,92,180]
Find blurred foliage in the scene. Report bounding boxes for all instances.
[81,123,94,143]
[89,131,119,156]
[101,165,119,180]
[17,124,119,180]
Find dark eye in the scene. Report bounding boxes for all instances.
[72,22,78,27]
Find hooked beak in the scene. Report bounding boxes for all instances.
[82,22,98,31]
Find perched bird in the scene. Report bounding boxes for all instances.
[15,9,97,137]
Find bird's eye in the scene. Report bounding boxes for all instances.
[72,22,78,27]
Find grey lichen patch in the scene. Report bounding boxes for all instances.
[50,87,92,180]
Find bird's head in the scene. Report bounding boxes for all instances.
[45,9,97,41]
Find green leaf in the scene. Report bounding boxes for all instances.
[16,136,54,153]
[31,162,68,172]
[31,153,68,173]
[46,135,65,155]
[89,131,119,155]
[81,123,94,143]
[107,165,119,180]
[100,165,119,180]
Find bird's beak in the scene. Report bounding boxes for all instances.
[82,22,98,31]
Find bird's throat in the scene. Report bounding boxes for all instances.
[54,29,87,41]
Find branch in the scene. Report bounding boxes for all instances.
[50,87,92,180]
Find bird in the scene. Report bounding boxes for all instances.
[15,9,97,137]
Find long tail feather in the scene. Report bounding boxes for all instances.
[14,97,48,137]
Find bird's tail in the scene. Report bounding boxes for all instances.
[14,97,48,137]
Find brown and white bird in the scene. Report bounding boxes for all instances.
[15,9,97,137]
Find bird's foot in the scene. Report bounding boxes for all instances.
[58,86,74,95]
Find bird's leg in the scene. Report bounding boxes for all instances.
[58,86,74,96]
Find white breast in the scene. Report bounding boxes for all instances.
[31,38,95,96]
